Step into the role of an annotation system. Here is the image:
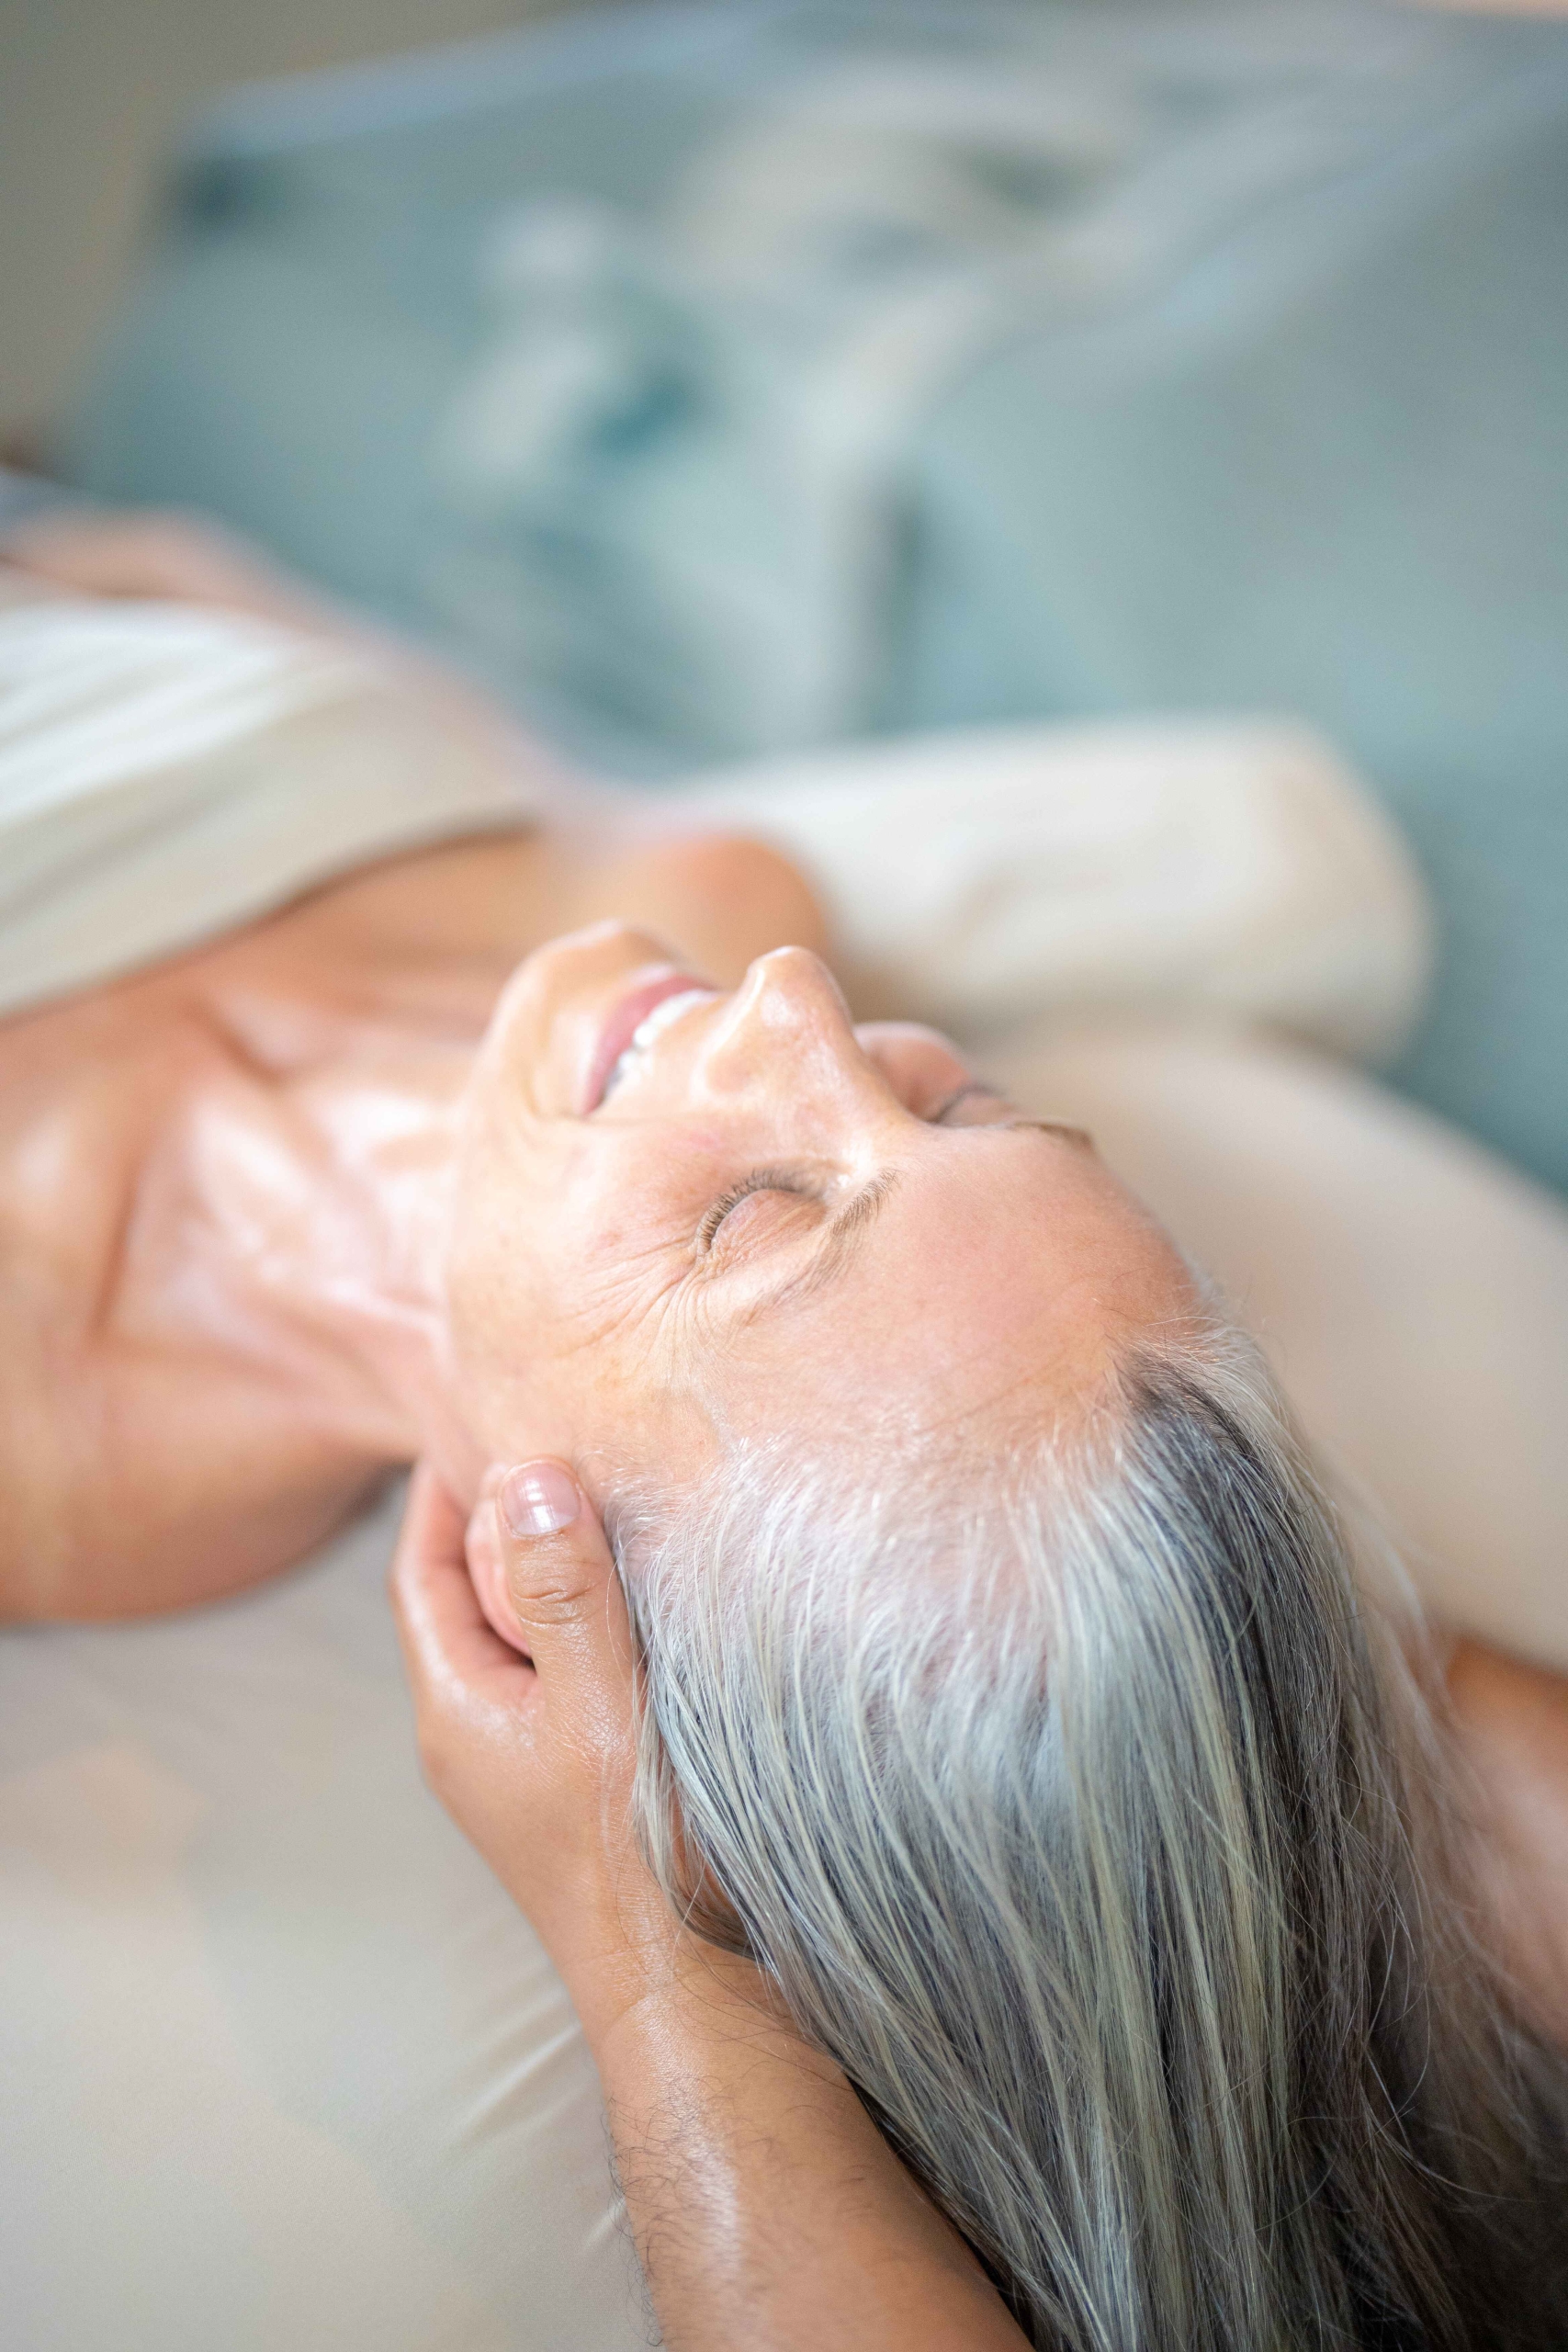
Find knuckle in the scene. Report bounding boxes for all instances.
[511,1573,595,1627]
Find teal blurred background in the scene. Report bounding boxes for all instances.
[7,0,1568,1194]
[0,0,594,450]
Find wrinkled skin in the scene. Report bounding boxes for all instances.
[447,922,1192,1513]
[0,837,828,1615]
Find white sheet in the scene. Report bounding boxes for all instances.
[0,1489,645,2352]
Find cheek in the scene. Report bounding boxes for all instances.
[446,1177,532,1360]
[444,1124,683,1442]
[444,1122,562,1410]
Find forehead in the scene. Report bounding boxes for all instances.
[711,1126,1191,1445]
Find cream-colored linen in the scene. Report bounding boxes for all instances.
[0,580,545,1015]
[676,718,1433,1062]
[0,1489,645,2352]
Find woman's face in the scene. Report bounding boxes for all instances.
[447,923,1194,1498]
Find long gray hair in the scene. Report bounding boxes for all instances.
[618,1322,1568,2350]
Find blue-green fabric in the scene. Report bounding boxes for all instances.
[62,1,1568,1190]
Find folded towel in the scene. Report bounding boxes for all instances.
[0,584,1428,1058]
[677,718,1431,1061]
[0,583,543,1016]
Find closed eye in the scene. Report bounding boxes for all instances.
[929,1079,1009,1125]
[696,1165,824,1254]
[930,1080,1093,1152]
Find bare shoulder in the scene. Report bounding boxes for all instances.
[1447,1639,1568,2042]
[0,973,383,1619]
[1,505,344,632]
[0,989,144,1613]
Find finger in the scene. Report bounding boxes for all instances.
[391,1464,535,1721]
[466,1490,530,1655]
[494,1461,637,1712]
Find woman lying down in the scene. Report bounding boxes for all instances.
[2,512,1566,2351]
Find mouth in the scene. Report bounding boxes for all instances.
[581,967,719,1113]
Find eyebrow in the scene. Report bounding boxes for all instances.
[1007,1118,1094,1151]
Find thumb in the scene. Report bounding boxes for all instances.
[488,1460,637,1713]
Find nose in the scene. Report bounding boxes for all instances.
[698,945,862,1096]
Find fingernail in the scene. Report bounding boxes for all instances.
[498,1461,581,1540]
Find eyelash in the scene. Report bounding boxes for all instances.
[928,1080,1004,1124]
[696,1166,821,1252]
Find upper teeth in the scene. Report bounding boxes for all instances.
[604,988,716,1098]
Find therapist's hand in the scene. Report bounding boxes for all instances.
[390,1458,678,2045]
[391,1458,1029,2351]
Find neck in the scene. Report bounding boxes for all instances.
[124,1006,486,1488]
